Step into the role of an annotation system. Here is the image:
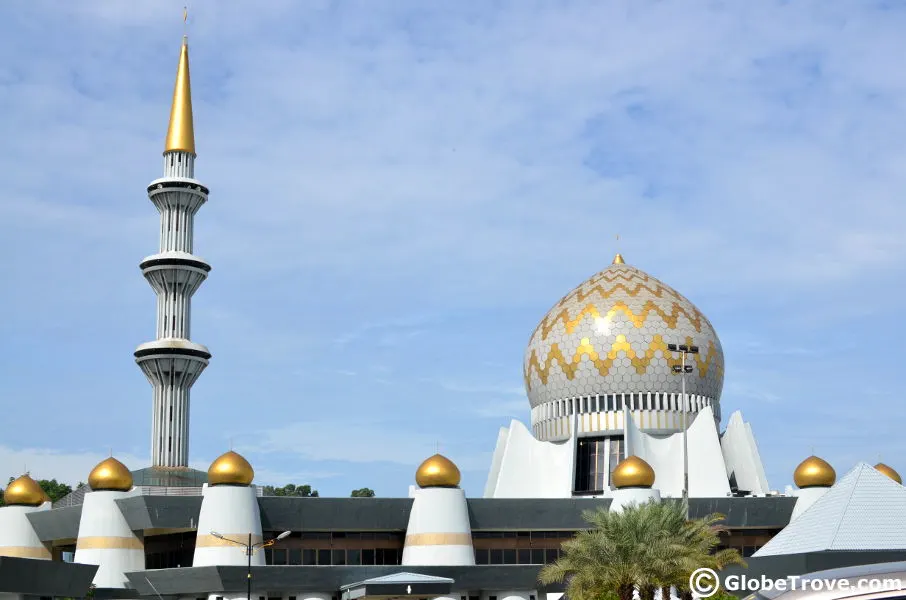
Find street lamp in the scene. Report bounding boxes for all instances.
[668,342,698,516]
[210,530,291,600]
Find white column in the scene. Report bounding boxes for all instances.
[193,484,265,567]
[402,487,475,566]
[74,490,144,589]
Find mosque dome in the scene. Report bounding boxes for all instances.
[415,454,461,488]
[611,456,656,489]
[88,457,133,492]
[524,254,724,434]
[208,451,254,486]
[875,463,902,484]
[3,474,49,506]
[793,455,835,488]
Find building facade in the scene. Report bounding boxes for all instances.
[2,31,905,600]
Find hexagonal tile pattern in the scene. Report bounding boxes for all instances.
[524,256,724,417]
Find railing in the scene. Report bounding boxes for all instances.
[52,483,264,508]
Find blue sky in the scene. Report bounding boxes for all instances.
[1,0,905,497]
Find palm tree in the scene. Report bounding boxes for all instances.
[539,500,744,600]
[539,502,682,600]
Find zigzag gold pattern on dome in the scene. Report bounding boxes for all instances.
[551,279,686,313]
[534,300,705,342]
[524,334,723,390]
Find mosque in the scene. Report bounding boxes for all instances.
[3,33,906,600]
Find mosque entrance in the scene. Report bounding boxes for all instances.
[339,572,454,600]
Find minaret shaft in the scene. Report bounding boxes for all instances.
[135,39,211,469]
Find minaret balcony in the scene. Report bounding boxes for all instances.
[140,251,210,297]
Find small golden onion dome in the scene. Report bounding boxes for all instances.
[3,474,47,506]
[611,455,655,489]
[415,454,461,488]
[208,451,255,486]
[875,463,902,484]
[88,457,133,492]
[793,455,836,488]
[612,253,625,264]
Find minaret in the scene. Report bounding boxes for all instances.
[135,35,212,468]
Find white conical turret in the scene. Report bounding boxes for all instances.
[609,456,661,512]
[193,451,265,567]
[790,455,835,520]
[0,474,52,560]
[74,458,145,588]
[402,454,475,566]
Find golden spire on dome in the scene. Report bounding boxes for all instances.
[415,454,461,488]
[875,463,902,484]
[88,457,133,492]
[164,35,196,154]
[612,253,625,264]
[793,455,835,488]
[3,474,48,506]
[208,451,255,486]
[611,455,655,489]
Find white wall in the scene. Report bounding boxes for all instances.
[484,420,573,498]
[721,411,770,495]
[625,405,731,498]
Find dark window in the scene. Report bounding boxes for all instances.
[333,550,347,565]
[362,549,375,565]
[531,549,545,564]
[302,549,316,565]
[490,549,504,564]
[272,549,286,565]
[475,549,489,564]
[289,549,301,565]
[545,548,559,563]
[575,436,621,493]
[518,549,531,564]
[317,549,330,565]
[347,549,361,565]
[503,549,517,564]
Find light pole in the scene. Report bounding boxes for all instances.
[668,342,698,517]
[210,530,291,600]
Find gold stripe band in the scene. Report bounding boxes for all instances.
[0,546,52,559]
[405,533,472,547]
[195,534,264,549]
[76,536,144,551]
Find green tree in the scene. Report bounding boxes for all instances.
[262,483,319,497]
[350,488,375,497]
[38,479,73,502]
[539,501,744,600]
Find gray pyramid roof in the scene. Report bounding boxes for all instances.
[755,463,906,556]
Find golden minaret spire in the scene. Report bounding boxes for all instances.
[164,24,195,155]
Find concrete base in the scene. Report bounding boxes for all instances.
[610,487,661,513]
